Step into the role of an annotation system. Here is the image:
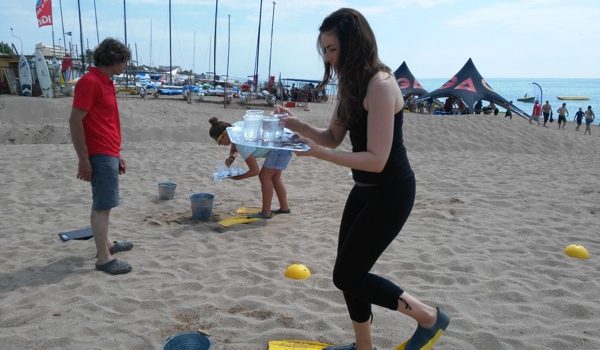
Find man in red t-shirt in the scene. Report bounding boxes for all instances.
[530,100,542,126]
[69,38,133,275]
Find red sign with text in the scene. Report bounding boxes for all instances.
[36,0,53,27]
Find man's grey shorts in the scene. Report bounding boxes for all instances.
[263,149,292,170]
[90,155,120,210]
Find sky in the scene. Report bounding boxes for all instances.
[1,0,600,81]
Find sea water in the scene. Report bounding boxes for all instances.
[419,78,600,122]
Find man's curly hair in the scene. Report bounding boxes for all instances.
[93,38,131,67]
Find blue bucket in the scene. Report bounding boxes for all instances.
[163,331,211,350]
[190,193,214,221]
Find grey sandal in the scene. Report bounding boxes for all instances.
[95,259,132,275]
[109,240,133,254]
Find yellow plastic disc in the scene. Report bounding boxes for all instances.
[284,263,311,280]
[564,244,590,259]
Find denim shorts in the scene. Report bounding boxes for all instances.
[90,155,120,210]
[263,149,292,170]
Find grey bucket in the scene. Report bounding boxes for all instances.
[162,331,211,350]
[158,182,177,200]
[190,193,214,221]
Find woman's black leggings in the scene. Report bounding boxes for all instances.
[333,175,416,322]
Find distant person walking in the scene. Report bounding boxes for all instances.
[69,38,133,275]
[574,107,585,131]
[541,100,552,127]
[530,100,541,126]
[584,105,595,135]
[556,103,569,129]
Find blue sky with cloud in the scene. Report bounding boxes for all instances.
[2,0,599,80]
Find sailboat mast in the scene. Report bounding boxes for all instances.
[123,0,129,86]
[192,31,196,78]
[213,0,218,86]
[253,0,263,92]
[94,0,99,45]
[226,14,230,81]
[169,0,172,85]
[149,19,152,68]
[208,35,212,75]
[268,1,275,88]
[59,0,66,54]
[77,0,85,69]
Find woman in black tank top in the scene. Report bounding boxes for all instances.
[275,8,450,350]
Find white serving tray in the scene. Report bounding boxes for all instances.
[226,126,310,152]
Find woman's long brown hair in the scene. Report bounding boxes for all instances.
[317,8,391,129]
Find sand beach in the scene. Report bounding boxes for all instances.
[1,94,600,350]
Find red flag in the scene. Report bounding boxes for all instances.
[36,0,53,27]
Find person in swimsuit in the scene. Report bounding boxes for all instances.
[275,8,449,350]
[574,107,585,132]
[556,103,569,130]
[542,100,552,127]
[584,106,595,135]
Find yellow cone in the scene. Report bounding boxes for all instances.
[564,244,590,259]
[284,264,311,280]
